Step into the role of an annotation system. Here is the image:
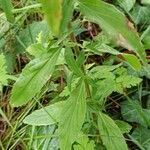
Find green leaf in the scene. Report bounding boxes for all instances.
[115,0,136,12]
[26,43,47,58]
[85,37,142,71]
[39,0,62,36]
[121,99,150,127]
[115,120,132,134]
[59,77,80,97]
[143,35,150,49]
[141,0,150,5]
[10,49,61,107]
[4,52,16,74]
[74,135,95,150]
[58,80,86,150]
[76,51,85,67]
[94,78,115,103]
[90,67,141,103]
[98,112,128,150]
[114,67,142,93]
[85,39,142,70]
[115,75,141,93]
[86,42,120,55]
[131,126,150,150]
[23,101,65,126]
[0,54,13,91]
[89,64,122,80]
[141,26,150,49]
[130,4,150,25]
[27,125,59,150]
[0,0,14,23]
[121,54,141,71]
[60,0,76,34]
[65,47,84,77]
[15,21,49,53]
[79,0,147,65]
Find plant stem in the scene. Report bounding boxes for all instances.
[68,23,92,98]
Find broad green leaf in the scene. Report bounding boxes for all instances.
[131,126,150,150]
[23,101,65,126]
[60,0,76,34]
[39,0,62,36]
[10,49,61,107]
[79,0,147,65]
[98,112,128,150]
[74,135,95,150]
[121,99,150,127]
[121,54,141,71]
[58,80,86,150]
[115,120,132,134]
[0,0,14,23]
[115,0,136,12]
[65,47,84,77]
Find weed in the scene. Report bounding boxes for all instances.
[0,0,150,149]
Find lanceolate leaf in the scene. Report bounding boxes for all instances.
[78,0,147,65]
[58,80,86,150]
[39,0,62,36]
[10,49,61,107]
[23,101,65,126]
[98,112,128,150]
